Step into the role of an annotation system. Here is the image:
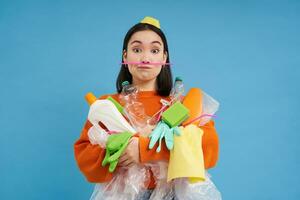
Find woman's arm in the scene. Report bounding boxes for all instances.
[74,120,113,182]
[74,94,114,183]
[139,135,170,163]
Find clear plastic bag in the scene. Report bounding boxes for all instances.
[90,164,150,200]
[90,161,221,200]
[174,171,222,200]
[89,162,175,200]
[87,124,109,148]
[148,162,174,200]
[199,91,220,126]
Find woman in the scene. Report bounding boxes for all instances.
[74,16,219,200]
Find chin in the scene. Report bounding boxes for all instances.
[137,76,157,82]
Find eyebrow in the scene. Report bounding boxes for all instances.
[130,40,142,45]
[130,40,162,46]
[151,41,162,46]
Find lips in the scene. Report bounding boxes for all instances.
[137,65,152,69]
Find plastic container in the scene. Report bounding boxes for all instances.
[119,81,152,136]
[170,76,185,103]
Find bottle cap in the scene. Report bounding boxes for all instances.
[175,76,182,82]
[85,92,97,106]
[122,81,129,87]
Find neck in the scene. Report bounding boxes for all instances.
[132,78,156,91]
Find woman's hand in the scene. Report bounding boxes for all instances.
[118,137,140,167]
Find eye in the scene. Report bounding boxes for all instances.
[151,49,160,54]
[132,48,142,53]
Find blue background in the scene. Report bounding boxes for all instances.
[1,0,299,199]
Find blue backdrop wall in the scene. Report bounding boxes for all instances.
[1,0,299,199]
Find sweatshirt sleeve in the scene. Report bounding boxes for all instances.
[139,136,170,163]
[73,95,113,183]
[74,120,113,183]
[200,120,219,169]
[139,120,219,169]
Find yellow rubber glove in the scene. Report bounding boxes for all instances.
[167,124,205,182]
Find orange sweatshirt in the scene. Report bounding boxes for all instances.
[74,91,219,188]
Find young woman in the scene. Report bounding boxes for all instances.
[74,16,219,200]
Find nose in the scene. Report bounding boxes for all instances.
[141,60,150,64]
[141,52,151,64]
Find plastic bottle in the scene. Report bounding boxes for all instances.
[119,81,152,136]
[147,77,185,125]
[170,76,185,103]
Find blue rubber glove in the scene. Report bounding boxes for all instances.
[148,121,181,152]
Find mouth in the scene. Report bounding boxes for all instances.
[137,65,152,69]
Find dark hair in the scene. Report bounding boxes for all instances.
[116,23,173,96]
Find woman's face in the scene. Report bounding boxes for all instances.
[123,30,167,83]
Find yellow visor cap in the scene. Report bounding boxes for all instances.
[140,16,160,29]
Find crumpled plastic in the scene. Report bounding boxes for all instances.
[198,91,219,126]
[90,164,150,200]
[174,172,222,200]
[87,90,222,200]
[87,123,109,148]
[89,161,221,200]
[89,162,173,200]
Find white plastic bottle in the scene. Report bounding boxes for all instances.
[119,81,152,136]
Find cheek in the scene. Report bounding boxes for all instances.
[152,67,162,76]
[156,66,162,73]
[127,66,136,75]
[157,51,166,60]
[126,52,139,61]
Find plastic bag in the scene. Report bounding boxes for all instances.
[174,171,222,200]
[90,163,221,200]
[148,162,174,200]
[90,164,150,200]
[199,91,220,126]
[87,124,109,148]
[89,162,175,200]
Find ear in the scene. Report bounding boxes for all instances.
[123,50,127,62]
[163,51,168,63]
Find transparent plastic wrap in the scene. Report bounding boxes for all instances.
[90,164,150,200]
[174,171,222,200]
[149,162,222,200]
[148,162,174,200]
[89,162,221,200]
[90,162,175,200]
[87,123,109,148]
[198,91,220,126]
